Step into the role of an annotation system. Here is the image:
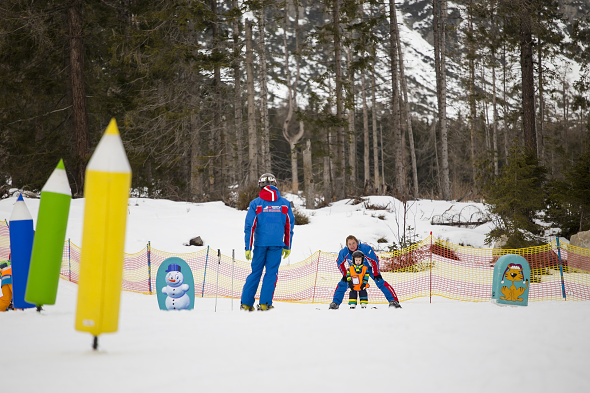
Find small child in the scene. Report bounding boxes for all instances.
[347,250,369,308]
[0,259,13,312]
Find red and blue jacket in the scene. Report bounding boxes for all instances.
[244,186,295,251]
[336,242,381,276]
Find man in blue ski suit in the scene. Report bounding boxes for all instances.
[329,235,402,309]
[241,173,295,311]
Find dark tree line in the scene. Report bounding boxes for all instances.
[1,0,589,244]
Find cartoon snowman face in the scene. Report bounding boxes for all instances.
[165,271,184,287]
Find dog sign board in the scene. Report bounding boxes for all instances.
[492,254,530,306]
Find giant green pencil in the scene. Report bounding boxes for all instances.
[25,159,72,307]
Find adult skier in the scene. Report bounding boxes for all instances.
[241,173,295,311]
[329,235,402,309]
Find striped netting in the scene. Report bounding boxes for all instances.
[1,221,589,303]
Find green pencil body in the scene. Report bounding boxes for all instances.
[26,160,72,306]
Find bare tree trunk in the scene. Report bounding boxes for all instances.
[245,19,258,184]
[433,0,450,200]
[503,40,509,164]
[389,0,403,197]
[257,7,271,173]
[562,66,569,156]
[232,0,243,185]
[492,51,499,176]
[211,0,224,196]
[395,9,418,199]
[371,59,380,194]
[520,0,537,157]
[347,38,356,193]
[282,0,304,193]
[537,40,545,163]
[68,0,89,195]
[189,115,204,201]
[362,71,370,190]
[303,138,314,209]
[333,0,345,200]
[468,1,477,186]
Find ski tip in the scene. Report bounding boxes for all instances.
[56,159,65,170]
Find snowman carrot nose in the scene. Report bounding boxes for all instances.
[169,279,176,282]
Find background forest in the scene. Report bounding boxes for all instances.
[1,0,590,247]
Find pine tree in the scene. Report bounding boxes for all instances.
[484,145,547,248]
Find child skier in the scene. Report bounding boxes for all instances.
[0,259,13,312]
[347,250,369,308]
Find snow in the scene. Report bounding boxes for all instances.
[1,194,589,392]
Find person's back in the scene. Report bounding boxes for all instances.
[241,174,295,311]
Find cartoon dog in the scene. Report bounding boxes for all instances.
[500,263,529,302]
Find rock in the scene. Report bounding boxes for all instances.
[570,231,590,250]
[189,236,204,247]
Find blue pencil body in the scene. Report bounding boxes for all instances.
[9,218,35,309]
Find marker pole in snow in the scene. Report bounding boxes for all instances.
[201,246,210,297]
[231,249,235,311]
[556,237,566,300]
[93,336,98,351]
[215,249,221,312]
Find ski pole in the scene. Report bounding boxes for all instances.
[215,249,221,312]
[231,249,235,311]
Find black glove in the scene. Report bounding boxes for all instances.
[341,276,348,282]
[360,283,366,290]
[348,281,354,290]
[374,274,383,281]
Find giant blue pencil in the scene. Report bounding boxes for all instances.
[9,194,35,309]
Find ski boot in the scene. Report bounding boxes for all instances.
[240,304,255,312]
[329,302,339,310]
[361,304,367,309]
[257,304,274,311]
[389,300,402,309]
[349,304,356,309]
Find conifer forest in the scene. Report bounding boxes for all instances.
[1,0,590,246]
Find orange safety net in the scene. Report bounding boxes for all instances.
[1,221,589,303]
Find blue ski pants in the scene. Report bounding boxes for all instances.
[332,264,398,304]
[241,245,283,307]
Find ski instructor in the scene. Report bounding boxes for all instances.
[241,173,295,311]
[329,235,402,309]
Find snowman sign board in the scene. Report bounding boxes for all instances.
[156,257,195,310]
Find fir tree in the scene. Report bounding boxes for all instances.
[484,145,547,248]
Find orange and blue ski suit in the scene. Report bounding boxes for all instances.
[347,264,369,305]
[0,261,12,312]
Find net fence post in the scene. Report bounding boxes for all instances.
[201,245,210,297]
[312,251,321,304]
[430,232,433,304]
[147,241,152,294]
[556,237,566,300]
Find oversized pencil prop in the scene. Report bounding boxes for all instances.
[75,119,131,350]
[9,194,36,310]
[26,159,72,310]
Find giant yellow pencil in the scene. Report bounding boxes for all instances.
[75,118,131,349]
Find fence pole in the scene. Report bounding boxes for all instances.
[68,238,71,282]
[215,249,221,312]
[312,251,321,304]
[147,241,152,294]
[231,249,235,311]
[556,237,567,300]
[201,245,210,297]
[430,232,433,304]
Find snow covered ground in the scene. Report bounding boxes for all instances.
[1,194,589,392]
